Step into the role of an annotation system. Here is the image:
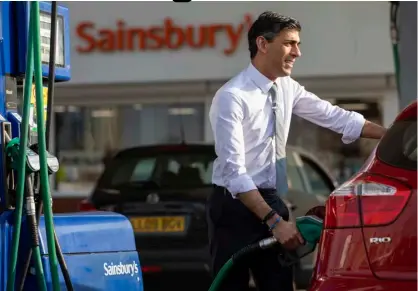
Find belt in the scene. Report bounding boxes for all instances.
[213,184,276,196]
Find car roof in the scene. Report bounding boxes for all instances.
[396,100,417,121]
[113,143,215,158]
[111,142,339,187]
[114,142,325,165]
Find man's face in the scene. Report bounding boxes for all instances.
[263,29,302,77]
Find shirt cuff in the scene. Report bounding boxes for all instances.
[341,112,366,144]
[225,175,257,199]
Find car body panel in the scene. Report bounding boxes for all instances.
[362,163,417,281]
[309,101,417,291]
[310,277,417,291]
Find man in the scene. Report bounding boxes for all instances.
[207,11,386,291]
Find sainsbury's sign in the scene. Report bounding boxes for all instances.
[76,14,253,56]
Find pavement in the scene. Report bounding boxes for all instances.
[143,273,307,291]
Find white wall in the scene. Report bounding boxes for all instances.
[64,1,394,85]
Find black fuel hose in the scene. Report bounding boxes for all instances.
[24,176,39,253]
[23,175,46,286]
[18,2,74,290]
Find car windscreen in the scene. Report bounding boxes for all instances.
[377,117,417,171]
[99,151,215,189]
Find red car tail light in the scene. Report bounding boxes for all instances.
[78,199,97,212]
[141,265,162,273]
[325,173,412,228]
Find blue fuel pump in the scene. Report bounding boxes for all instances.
[0,2,144,290]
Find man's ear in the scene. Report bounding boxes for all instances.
[256,36,269,55]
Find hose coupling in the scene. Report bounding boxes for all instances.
[259,237,277,249]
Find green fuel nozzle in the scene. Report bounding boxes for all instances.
[6,137,40,174]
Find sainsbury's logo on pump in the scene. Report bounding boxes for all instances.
[104,261,139,277]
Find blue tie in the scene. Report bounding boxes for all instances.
[269,83,288,197]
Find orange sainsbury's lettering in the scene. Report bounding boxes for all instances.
[76,14,253,56]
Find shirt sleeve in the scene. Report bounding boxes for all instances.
[209,90,257,198]
[291,79,366,144]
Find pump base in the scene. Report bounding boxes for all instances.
[11,212,144,291]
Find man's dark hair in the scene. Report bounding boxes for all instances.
[248,11,301,59]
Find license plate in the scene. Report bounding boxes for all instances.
[130,216,185,233]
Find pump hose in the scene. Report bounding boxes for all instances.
[24,175,48,291]
[6,6,47,291]
[32,2,62,289]
[18,1,74,291]
[208,215,324,291]
[208,237,277,291]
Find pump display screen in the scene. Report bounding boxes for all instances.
[40,12,65,67]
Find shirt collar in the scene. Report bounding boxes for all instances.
[246,62,278,94]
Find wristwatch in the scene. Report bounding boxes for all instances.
[262,209,277,224]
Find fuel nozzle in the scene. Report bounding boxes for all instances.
[258,213,324,262]
[5,137,40,173]
[277,215,324,267]
[29,143,59,174]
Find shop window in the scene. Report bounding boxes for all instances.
[54,102,206,194]
[55,106,85,150]
[56,106,120,152]
[136,103,205,145]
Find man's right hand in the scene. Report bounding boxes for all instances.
[268,216,304,250]
[237,190,304,249]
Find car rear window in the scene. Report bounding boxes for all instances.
[377,117,417,171]
[99,151,215,189]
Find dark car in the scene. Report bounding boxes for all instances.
[79,143,338,290]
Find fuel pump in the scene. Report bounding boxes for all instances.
[0,2,143,291]
[3,2,71,290]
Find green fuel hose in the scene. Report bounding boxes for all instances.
[6,2,61,291]
[208,238,275,291]
[18,1,74,290]
[31,2,62,290]
[208,259,233,291]
[6,5,47,291]
[208,216,323,291]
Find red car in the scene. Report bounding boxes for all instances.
[309,101,417,291]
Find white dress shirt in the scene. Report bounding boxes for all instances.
[209,63,366,198]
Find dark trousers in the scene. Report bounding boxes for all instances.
[206,185,294,291]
